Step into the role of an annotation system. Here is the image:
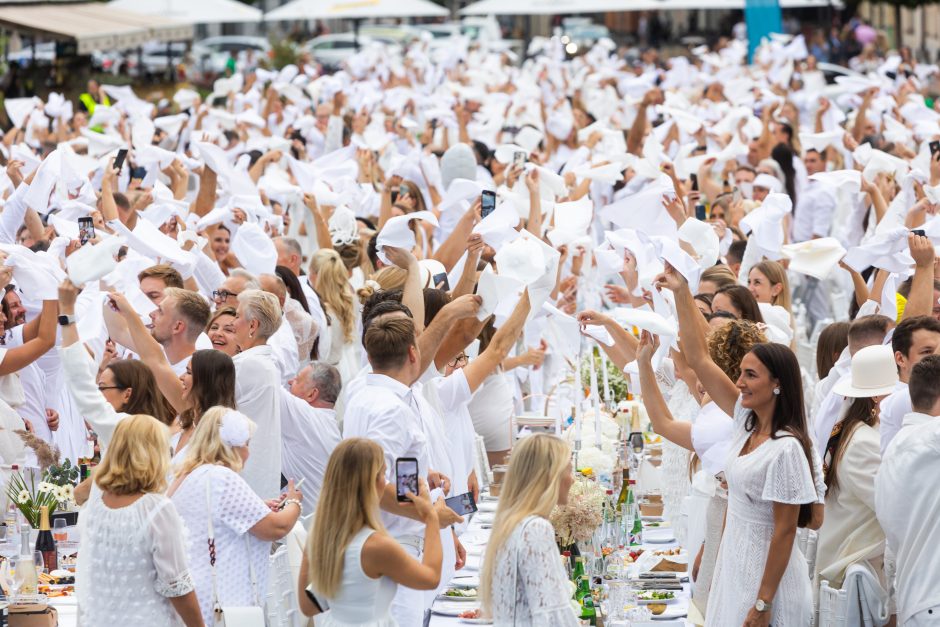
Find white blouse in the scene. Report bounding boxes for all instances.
[488,516,579,627]
[77,485,195,626]
[60,342,127,454]
[170,465,271,625]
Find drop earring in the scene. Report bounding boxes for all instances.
[773,388,780,395]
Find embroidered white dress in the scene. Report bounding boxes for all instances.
[489,516,580,627]
[76,485,195,626]
[705,400,816,627]
[170,465,271,625]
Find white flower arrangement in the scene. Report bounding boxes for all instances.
[16,489,29,504]
[37,481,54,494]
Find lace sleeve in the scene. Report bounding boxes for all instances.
[518,518,581,626]
[148,498,196,598]
[761,436,817,505]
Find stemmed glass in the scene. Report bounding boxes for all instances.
[53,520,68,543]
[7,555,22,602]
[33,551,44,577]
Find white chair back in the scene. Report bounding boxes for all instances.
[796,528,818,580]
[265,545,304,627]
[817,578,849,627]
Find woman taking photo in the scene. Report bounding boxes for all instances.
[77,414,204,626]
[169,407,302,625]
[58,281,172,453]
[480,433,578,626]
[298,438,442,623]
[658,263,821,627]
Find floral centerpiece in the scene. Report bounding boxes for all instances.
[550,475,606,547]
[5,432,79,528]
[579,350,630,404]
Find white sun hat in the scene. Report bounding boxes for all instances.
[832,344,899,398]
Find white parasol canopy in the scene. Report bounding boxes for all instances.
[265,0,448,21]
[109,0,262,24]
[461,0,838,15]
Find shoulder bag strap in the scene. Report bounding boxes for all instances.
[206,475,222,613]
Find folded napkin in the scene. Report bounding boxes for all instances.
[781,237,847,280]
[376,211,439,265]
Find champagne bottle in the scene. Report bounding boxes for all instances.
[615,468,630,510]
[16,523,37,595]
[35,506,57,573]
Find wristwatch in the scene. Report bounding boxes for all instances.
[57,314,76,326]
[755,599,772,613]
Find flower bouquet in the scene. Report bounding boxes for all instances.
[550,476,606,547]
[6,461,78,528]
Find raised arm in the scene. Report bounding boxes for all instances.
[191,166,218,218]
[637,331,694,450]
[463,291,531,393]
[524,169,543,236]
[902,234,937,320]
[0,291,56,375]
[107,292,185,412]
[433,198,480,272]
[658,265,740,416]
[576,309,638,370]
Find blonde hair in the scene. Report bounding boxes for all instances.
[357,266,407,304]
[237,289,282,340]
[310,249,355,341]
[175,406,256,476]
[306,438,386,598]
[95,414,170,495]
[480,434,571,614]
[750,260,792,312]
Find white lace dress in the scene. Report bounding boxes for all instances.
[489,516,579,627]
[705,400,816,626]
[76,484,195,626]
[661,379,698,540]
[170,465,272,625]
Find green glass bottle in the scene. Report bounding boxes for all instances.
[572,556,586,592]
[615,467,630,510]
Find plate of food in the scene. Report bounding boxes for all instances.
[432,601,480,616]
[649,605,688,620]
[636,591,678,605]
[438,587,478,602]
[457,608,493,623]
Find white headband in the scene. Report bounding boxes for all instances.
[219,410,252,448]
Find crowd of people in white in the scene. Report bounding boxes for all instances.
[0,24,937,627]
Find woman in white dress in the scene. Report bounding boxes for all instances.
[298,438,443,624]
[309,248,360,384]
[76,414,203,626]
[168,407,303,625]
[659,266,821,627]
[480,433,579,626]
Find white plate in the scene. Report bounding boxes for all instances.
[458,618,493,625]
[475,513,495,524]
[650,606,688,620]
[643,535,677,544]
[450,575,481,588]
[432,601,480,616]
[437,593,479,602]
[477,502,498,513]
[637,595,679,605]
[641,515,664,522]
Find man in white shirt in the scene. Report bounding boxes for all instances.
[879,316,940,454]
[876,355,940,625]
[280,363,341,520]
[342,313,461,626]
[274,236,329,358]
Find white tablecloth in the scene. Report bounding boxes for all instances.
[428,505,695,626]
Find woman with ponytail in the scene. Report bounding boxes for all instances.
[309,248,361,384]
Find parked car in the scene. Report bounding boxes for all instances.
[304,34,384,70]
[194,36,271,75]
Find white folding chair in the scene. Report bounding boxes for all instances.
[796,528,818,580]
[817,578,849,627]
[266,545,304,627]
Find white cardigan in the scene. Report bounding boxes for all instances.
[60,342,127,455]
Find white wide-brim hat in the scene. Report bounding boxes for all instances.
[832,344,899,398]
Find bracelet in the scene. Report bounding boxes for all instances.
[281,498,302,511]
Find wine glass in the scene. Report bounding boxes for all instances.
[33,551,44,577]
[52,519,67,543]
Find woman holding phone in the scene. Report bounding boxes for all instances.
[298,438,442,623]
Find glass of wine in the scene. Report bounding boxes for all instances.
[6,555,20,602]
[52,519,67,543]
[33,551,44,577]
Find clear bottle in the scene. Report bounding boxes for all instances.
[16,523,38,596]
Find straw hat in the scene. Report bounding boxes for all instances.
[832,344,899,398]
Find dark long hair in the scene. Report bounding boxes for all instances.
[715,285,765,323]
[744,343,817,528]
[824,397,876,492]
[179,349,236,430]
[771,143,797,207]
[275,265,311,314]
[107,360,174,426]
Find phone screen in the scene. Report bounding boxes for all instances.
[395,458,419,502]
[113,149,128,173]
[912,229,926,237]
[432,272,449,291]
[78,217,95,245]
[694,204,708,221]
[932,141,940,157]
[444,491,478,516]
[690,173,698,191]
[481,190,496,219]
[513,151,526,168]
